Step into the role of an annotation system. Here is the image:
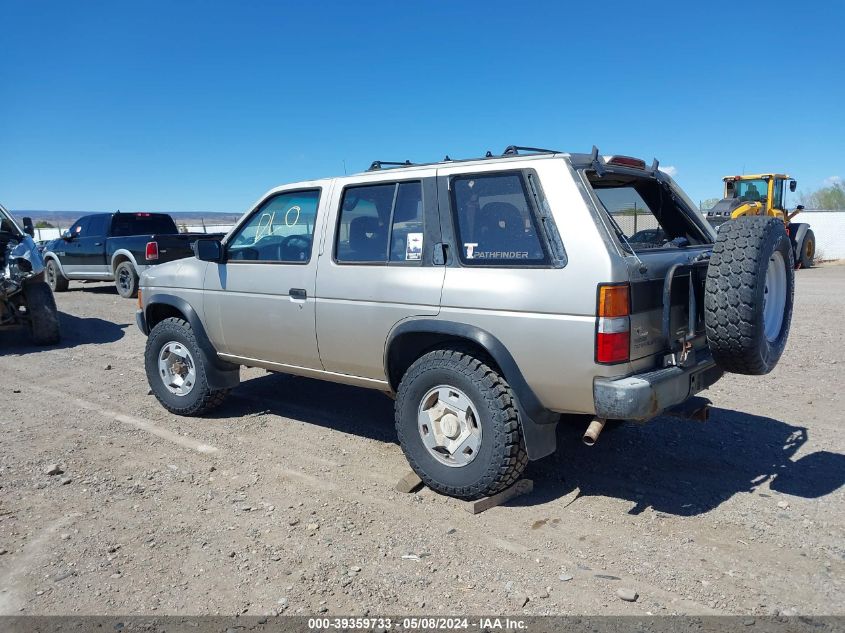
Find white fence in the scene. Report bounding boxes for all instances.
[30,223,236,242]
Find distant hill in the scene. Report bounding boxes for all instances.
[11,210,242,228]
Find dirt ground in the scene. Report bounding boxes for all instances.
[1,266,843,617]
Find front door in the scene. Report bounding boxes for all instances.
[202,185,327,370]
[57,216,90,275]
[76,214,110,277]
[315,170,444,381]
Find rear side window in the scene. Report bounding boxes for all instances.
[336,181,423,264]
[111,214,179,236]
[451,172,546,265]
[86,215,111,237]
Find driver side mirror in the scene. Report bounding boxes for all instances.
[789,180,797,192]
[194,238,225,262]
[62,229,74,240]
[22,217,35,238]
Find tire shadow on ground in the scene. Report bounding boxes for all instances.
[204,373,845,514]
[0,311,128,353]
[520,407,845,515]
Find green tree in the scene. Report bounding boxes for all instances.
[35,220,55,228]
[700,198,720,211]
[800,182,845,209]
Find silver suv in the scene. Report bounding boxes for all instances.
[136,146,795,499]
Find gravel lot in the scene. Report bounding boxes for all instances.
[1,265,843,616]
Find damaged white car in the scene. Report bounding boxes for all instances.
[0,203,60,345]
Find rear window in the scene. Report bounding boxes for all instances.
[588,173,710,252]
[110,214,178,237]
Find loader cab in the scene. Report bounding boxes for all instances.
[722,174,794,220]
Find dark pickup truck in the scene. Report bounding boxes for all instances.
[42,212,224,298]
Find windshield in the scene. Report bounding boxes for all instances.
[731,179,768,203]
[587,172,711,252]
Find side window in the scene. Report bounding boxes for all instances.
[336,181,423,264]
[70,217,90,237]
[86,215,108,237]
[227,189,320,263]
[451,172,546,265]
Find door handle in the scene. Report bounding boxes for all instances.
[94,242,103,246]
[289,288,307,300]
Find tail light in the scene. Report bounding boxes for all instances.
[596,283,630,364]
[145,241,159,261]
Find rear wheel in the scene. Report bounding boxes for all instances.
[704,216,794,375]
[145,317,229,415]
[798,229,815,268]
[45,259,69,292]
[115,261,139,298]
[24,281,61,345]
[395,348,527,500]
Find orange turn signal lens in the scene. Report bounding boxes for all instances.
[598,284,630,318]
[137,289,143,310]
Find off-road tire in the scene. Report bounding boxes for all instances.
[395,348,528,500]
[704,216,794,375]
[115,261,139,298]
[24,281,61,345]
[798,229,815,268]
[45,259,69,292]
[145,317,229,415]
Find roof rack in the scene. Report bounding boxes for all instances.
[367,160,415,171]
[501,145,561,156]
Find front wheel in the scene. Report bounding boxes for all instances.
[144,317,228,415]
[45,259,69,292]
[395,348,527,500]
[115,261,139,298]
[24,281,61,345]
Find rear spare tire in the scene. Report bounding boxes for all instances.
[704,216,794,375]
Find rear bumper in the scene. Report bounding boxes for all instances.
[593,351,723,421]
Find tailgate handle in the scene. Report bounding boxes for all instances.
[289,288,307,300]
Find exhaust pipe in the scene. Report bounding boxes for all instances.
[582,418,606,446]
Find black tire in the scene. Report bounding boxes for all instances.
[798,229,815,268]
[45,259,69,292]
[24,281,61,345]
[395,348,528,500]
[115,261,139,298]
[704,216,794,375]
[144,317,229,415]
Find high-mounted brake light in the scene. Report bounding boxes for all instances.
[145,241,159,261]
[607,156,646,170]
[596,283,630,364]
[136,212,151,217]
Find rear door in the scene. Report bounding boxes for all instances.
[202,184,327,369]
[315,169,444,381]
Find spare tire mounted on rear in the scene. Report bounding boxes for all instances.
[704,216,794,375]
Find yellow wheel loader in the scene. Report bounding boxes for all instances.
[705,174,816,268]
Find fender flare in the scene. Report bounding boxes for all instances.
[143,293,240,390]
[42,252,69,278]
[788,222,810,249]
[110,249,141,274]
[385,319,558,460]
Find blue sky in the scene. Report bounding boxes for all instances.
[1,0,842,214]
